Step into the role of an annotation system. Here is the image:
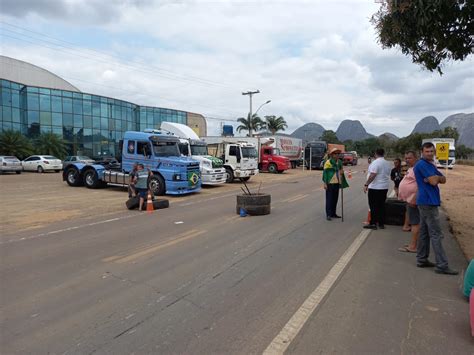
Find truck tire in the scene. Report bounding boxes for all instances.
[83,169,102,189]
[65,167,83,187]
[140,199,170,210]
[149,175,166,196]
[15,171,21,174]
[225,168,234,183]
[268,163,278,173]
[384,198,406,226]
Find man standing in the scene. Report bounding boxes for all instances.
[398,151,419,253]
[322,148,349,221]
[414,142,458,275]
[363,148,391,230]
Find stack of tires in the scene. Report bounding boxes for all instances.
[384,198,406,225]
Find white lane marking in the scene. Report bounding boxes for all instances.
[0,215,138,245]
[263,229,371,355]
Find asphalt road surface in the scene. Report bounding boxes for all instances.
[1,168,470,354]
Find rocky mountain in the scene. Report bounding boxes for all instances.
[291,122,326,142]
[336,120,373,142]
[411,116,440,134]
[379,132,399,141]
[440,113,474,148]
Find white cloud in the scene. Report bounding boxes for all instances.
[0,0,472,138]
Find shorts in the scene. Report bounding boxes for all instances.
[407,205,420,225]
[136,188,148,198]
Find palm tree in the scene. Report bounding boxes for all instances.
[33,132,68,159]
[264,115,288,135]
[0,130,34,159]
[236,113,264,137]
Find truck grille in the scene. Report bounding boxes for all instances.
[187,163,200,172]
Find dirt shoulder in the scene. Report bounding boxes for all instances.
[440,164,474,260]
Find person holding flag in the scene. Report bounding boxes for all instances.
[322,148,349,221]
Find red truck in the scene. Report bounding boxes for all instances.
[342,152,358,166]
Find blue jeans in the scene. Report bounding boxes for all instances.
[417,205,449,270]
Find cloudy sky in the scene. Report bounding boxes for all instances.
[1,0,473,137]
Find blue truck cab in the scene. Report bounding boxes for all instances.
[63,130,201,195]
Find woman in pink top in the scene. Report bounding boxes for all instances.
[398,151,419,253]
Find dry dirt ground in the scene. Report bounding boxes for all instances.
[440,164,474,260]
[0,167,322,235]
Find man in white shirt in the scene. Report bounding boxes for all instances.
[363,148,391,230]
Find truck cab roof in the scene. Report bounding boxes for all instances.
[124,131,179,143]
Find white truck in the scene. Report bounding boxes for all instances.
[161,122,227,185]
[266,135,303,168]
[422,138,456,169]
[202,137,259,183]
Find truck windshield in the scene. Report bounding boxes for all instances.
[191,145,208,156]
[153,142,180,157]
[273,148,281,155]
[241,147,258,158]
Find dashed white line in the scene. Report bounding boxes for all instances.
[263,229,371,355]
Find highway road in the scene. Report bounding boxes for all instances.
[1,168,470,354]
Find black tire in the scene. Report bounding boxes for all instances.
[225,167,234,183]
[126,196,140,210]
[384,198,406,226]
[83,169,102,189]
[240,176,250,182]
[15,171,21,174]
[236,204,271,215]
[65,167,83,187]
[140,199,170,210]
[268,163,278,173]
[149,175,166,196]
[37,166,44,173]
[55,169,61,173]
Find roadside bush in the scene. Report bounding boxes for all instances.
[0,130,34,159]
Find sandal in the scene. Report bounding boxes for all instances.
[398,246,416,253]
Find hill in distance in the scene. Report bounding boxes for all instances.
[336,119,374,142]
[291,122,326,142]
[411,116,440,134]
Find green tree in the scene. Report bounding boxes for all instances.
[236,113,264,137]
[33,132,68,159]
[455,144,473,159]
[319,130,341,144]
[353,137,381,157]
[0,130,34,159]
[371,0,473,74]
[264,115,288,135]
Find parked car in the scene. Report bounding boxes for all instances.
[342,152,358,166]
[22,155,63,173]
[62,155,95,169]
[0,156,22,174]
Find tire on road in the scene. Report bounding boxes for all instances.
[225,167,234,183]
[15,171,21,174]
[83,168,103,189]
[149,175,166,196]
[140,199,170,210]
[65,167,83,187]
[268,163,278,173]
[384,198,406,225]
[236,193,271,216]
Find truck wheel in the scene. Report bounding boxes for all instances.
[240,177,250,182]
[16,171,21,174]
[37,166,44,173]
[225,168,234,183]
[149,175,166,196]
[65,167,83,187]
[268,163,278,173]
[83,169,102,189]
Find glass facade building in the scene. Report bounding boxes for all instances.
[0,78,193,158]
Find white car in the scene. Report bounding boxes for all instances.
[0,156,22,174]
[22,155,63,173]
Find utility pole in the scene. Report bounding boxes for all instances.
[242,90,260,137]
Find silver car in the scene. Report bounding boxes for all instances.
[0,156,22,174]
[62,155,96,169]
[22,155,63,173]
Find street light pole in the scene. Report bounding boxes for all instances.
[254,100,271,135]
[242,90,260,137]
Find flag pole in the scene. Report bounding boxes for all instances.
[341,183,344,223]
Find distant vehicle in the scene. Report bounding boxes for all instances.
[22,155,62,173]
[0,156,22,174]
[62,156,95,169]
[422,138,456,169]
[342,152,358,166]
[266,135,303,168]
[303,141,328,170]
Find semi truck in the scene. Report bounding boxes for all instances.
[266,135,302,168]
[160,122,226,185]
[203,136,290,173]
[202,137,259,182]
[63,130,202,195]
[304,141,328,169]
[422,138,456,169]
